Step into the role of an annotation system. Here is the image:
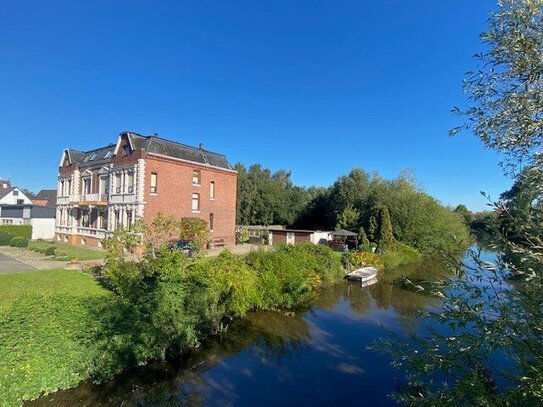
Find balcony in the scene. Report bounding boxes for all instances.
[57,196,70,205]
[110,193,136,204]
[71,194,109,206]
[55,225,72,234]
[77,227,108,239]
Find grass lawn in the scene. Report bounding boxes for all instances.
[0,269,113,406]
[28,240,106,261]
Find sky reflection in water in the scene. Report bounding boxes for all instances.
[28,272,444,407]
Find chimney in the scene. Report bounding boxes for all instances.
[199,143,205,150]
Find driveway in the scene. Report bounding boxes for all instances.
[0,252,35,273]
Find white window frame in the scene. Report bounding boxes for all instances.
[192,170,201,186]
[150,172,157,194]
[192,193,200,212]
[210,181,215,200]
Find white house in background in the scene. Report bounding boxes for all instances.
[0,205,56,239]
[0,180,33,205]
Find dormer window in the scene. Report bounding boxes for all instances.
[105,151,113,159]
[123,145,131,156]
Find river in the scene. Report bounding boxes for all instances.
[28,262,448,407]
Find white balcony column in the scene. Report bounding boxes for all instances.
[107,206,114,231]
[136,159,145,218]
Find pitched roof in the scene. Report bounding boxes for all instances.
[34,189,57,205]
[332,229,358,237]
[143,136,232,169]
[64,132,233,170]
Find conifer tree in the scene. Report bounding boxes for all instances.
[367,214,378,243]
[358,226,370,248]
[378,206,394,244]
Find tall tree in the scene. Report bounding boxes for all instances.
[358,226,370,248]
[367,215,378,243]
[381,2,543,405]
[377,206,394,244]
[335,205,360,231]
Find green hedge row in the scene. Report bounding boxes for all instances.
[0,225,32,240]
[0,233,14,246]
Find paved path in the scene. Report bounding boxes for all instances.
[0,252,35,273]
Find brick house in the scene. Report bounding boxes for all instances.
[55,131,237,248]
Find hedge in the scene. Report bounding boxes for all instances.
[0,225,32,240]
[0,233,14,246]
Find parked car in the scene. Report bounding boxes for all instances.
[168,240,197,256]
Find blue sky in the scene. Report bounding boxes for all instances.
[1,0,508,211]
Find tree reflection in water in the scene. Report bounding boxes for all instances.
[27,258,452,407]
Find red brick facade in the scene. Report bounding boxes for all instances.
[55,132,237,248]
[143,154,237,246]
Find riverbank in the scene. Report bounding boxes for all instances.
[0,243,345,406]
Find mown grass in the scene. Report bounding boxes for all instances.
[28,241,106,261]
[0,270,113,406]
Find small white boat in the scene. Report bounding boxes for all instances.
[360,276,378,287]
[346,266,379,283]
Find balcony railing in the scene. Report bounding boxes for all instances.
[110,193,135,204]
[70,194,109,204]
[55,225,72,234]
[77,227,108,239]
[57,196,70,205]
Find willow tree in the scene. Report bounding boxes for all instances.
[379,1,543,405]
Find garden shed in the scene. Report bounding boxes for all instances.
[269,229,331,246]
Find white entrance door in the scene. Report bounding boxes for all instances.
[286,232,295,245]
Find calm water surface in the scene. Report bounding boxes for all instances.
[29,267,446,407]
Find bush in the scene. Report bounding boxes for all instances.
[44,246,56,256]
[0,225,32,240]
[245,242,343,309]
[381,242,421,269]
[9,237,28,247]
[0,233,14,246]
[54,249,68,258]
[190,250,261,319]
[351,250,384,270]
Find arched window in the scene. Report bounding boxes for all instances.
[192,193,200,211]
[192,170,201,185]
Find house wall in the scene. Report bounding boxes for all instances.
[143,154,237,246]
[311,231,331,245]
[0,189,33,205]
[31,218,55,239]
[0,217,23,225]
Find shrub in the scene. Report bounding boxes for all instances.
[245,242,343,309]
[0,225,32,240]
[44,246,56,256]
[381,242,421,269]
[190,250,261,318]
[54,249,68,258]
[351,250,384,270]
[245,247,314,309]
[0,233,14,246]
[9,237,28,247]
